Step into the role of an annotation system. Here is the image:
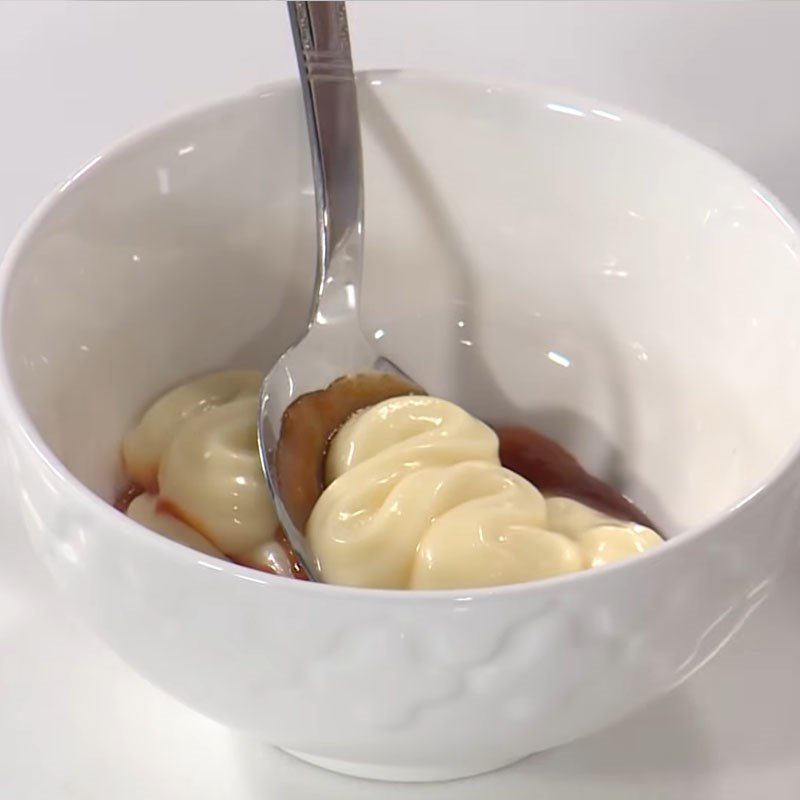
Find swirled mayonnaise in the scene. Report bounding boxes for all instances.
[307,395,662,589]
[121,370,290,574]
[122,373,661,588]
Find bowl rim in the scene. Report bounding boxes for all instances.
[2,68,799,601]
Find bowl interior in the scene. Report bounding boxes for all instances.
[4,72,800,533]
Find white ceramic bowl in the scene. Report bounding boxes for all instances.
[3,72,800,782]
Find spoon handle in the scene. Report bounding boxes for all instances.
[288,1,364,328]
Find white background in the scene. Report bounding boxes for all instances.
[1,2,800,798]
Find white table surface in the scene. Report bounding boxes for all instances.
[2,2,800,798]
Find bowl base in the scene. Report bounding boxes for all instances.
[280,747,529,782]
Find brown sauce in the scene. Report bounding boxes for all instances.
[496,426,655,529]
[114,482,144,513]
[113,479,309,578]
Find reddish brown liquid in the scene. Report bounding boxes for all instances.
[113,480,309,579]
[114,482,143,513]
[496,426,655,529]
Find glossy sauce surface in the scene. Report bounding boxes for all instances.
[307,394,660,589]
[276,372,423,533]
[117,371,658,586]
[496,426,656,529]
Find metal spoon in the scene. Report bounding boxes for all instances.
[257,1,407,581]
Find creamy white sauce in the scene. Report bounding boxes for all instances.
[308,395,662,589]
[122,375,661,589]
[122,370,279,563]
